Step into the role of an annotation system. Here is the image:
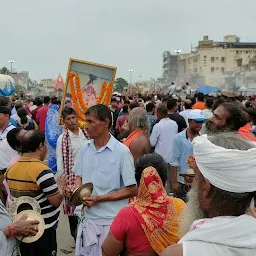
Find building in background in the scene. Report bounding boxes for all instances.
[39,79,55,95]
[162,51,178,84]
[55,74,64,98]
[164,35,256,92]
[10,71,29,90]
[10,71,29,97]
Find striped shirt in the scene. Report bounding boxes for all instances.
[5,157,60,229]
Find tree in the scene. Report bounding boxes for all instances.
[114,77,128,92]
[0,66,9,75]
[15,84,25,97]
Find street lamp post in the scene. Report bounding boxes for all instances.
[129,69,133,85]
[8,60,15,74]
[174,49,181,86]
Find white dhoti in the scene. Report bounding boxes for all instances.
[75,218,113,256]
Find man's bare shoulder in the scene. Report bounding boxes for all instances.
[132,134,149,145]
[161,244,183,256]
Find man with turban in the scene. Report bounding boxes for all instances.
[162,133,256,256]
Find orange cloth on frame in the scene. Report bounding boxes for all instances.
[123,130,147,149]
[129,167,185,254]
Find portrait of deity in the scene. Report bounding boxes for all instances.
[82,74,98,107]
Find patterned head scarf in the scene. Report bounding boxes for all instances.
[129,167,185,254]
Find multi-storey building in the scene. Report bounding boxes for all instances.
[162,51,178,84]
[167,35,256,91]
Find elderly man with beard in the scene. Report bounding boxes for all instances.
[204,102,247,134]
[162,133,256,256]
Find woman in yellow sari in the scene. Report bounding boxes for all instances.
[102,154,185,256]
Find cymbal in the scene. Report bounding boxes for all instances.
[70,183,93,206]
[180,168,195,177]
[13,210,45,243]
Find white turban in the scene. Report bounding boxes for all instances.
[192,135,256,193]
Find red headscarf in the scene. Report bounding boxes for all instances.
[129,167,185,254]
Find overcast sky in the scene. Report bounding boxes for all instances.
[1,0,255,82]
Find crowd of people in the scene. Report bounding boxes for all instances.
[0,91,256,256]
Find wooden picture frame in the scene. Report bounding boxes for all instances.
[59,58,117,124]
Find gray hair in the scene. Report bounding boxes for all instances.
[208,132,254,151]
[206,132,255,216]
[128,107,150,131]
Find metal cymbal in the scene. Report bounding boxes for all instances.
[70,183,93,206]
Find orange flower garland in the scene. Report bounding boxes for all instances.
[103,82,113,106]
[68,72,86,121]
[75,74,88,112]
[96,81,107,104]
[68,72,113,121]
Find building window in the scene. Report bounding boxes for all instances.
[211,67,215,72]
[193,68,197,73]
[221,57,225,62]
[216,57,219,60]
[237,59,242,67]
[193,58,197,63]
[204,56,207,59]
[221,67,225,72]
[211,57,215,62]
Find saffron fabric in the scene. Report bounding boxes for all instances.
[123,130,147,149]
[239,123,256,142]
[192,102,205,110]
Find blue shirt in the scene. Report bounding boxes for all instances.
[170,129,193,184]
[73,135,136,220]
[147,113,157,134]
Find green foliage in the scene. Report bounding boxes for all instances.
[114,77,128,92]
[0,66,9,74]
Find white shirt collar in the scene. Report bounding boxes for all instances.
[67,127,83,137]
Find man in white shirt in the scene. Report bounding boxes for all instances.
[0,106,18,203]
[150,104,178,163]
[56,106,88,245]
[179,99,193,126]
[202,97,214,119]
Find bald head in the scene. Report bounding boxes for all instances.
[15,100,23,111]
[184,99,192,110]
[21,130,45,153]
[128,107,150,132]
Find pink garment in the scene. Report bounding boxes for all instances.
[117,103,123,109]
[115,115,128,133]
[24,104,31,114]
[9,154,20,167]
[4,154,20,208]
[36,105,49,133]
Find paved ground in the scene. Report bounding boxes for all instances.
[57,210,75,256]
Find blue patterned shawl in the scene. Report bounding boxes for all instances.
[45,104,62,174]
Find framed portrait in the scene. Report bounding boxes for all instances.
[59,58,117,124]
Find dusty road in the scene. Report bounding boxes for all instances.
[57,210,75,256]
